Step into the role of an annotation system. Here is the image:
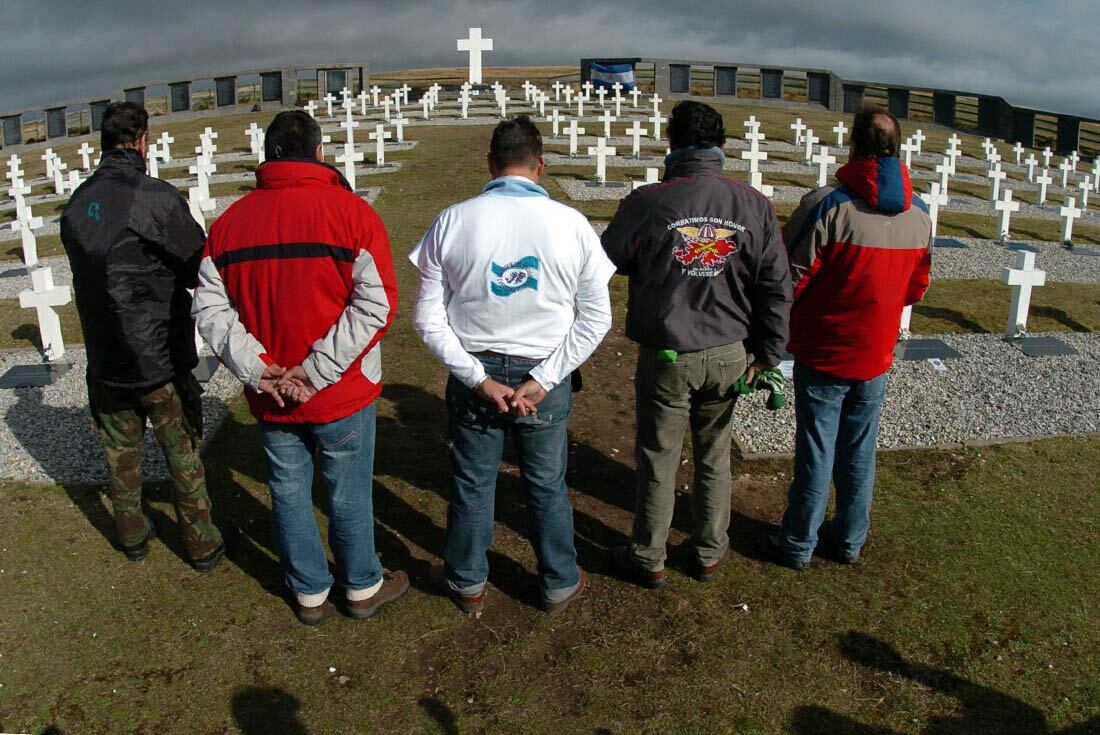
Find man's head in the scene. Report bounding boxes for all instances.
[264,111,323,162]
[667,101,726,150]
[850,105,902,159]
[487,116,545,181]
[101,102,149,156]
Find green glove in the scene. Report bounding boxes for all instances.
[656,349,679,363]
[733,367,786,410]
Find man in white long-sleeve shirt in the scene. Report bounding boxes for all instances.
[410,116,616,615]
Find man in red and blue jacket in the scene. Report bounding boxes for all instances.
[192,111,408,625]
[770,106,932,570]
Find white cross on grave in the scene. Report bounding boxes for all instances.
[341,90,355,117]
[1042,147,1053,168]
[600,109,616,139]
[498,94,509,119]
[41,149,56,181]
[146,143,160,178]
[576,93,586,119]
[78,142,95,171]
[567,120,586,157]
[370,86,382,106]
[936,157,953,198]
[987,149,1002,172]
[900,138,917,168]
[913,129,928,156]
[1060,196,1082,244]
[994,189,1020,241]
[1069,150,1080,172]
[1013,142,1026,165]
[1025,154,1038,182]
[459,89,472,120]
[51,158,68,196]
[246,122,265,156]
[393,115,407,143]
[552,81,564,102]
[742,146,769,174]
[629,88,641,108]
[457,27,493,85]
[1059,159,1073,189]
[564,86,575,105]
[7,181,31,222]
[11,206,44,268]
[188,155,216,207]
[202,128,219,155]
[392,91,403,115]
[399,84,412,106]
[256,131,265,164]
[749,171,774,198]
[803,129,820,164]
[982,138,994,160]
[790,118,806,146]
[626,120,646,157]
[536,93,548,118]
[550,109,562,137]
[588,138,617,183]
[323,93,337,117]
[19,265,72,362]
[358,90,370,116]
[596,87,607,108]
[383,97,393,122]
[305,100,318,118]
[813,146,837,188]
[744,115,760,134]
[1079,178,1092,208]
[1000,250,1045,338]
[335,142,365,191]
[632,167,660,191]
[1035,170,1053,205]
[583,82,595,98]
[613,88,624,117]
[157,129,175,162]
[832,121,848,148]
[744,126,766,153]
[1093,159,1100,192]
[369,124,392,166]
[988,163,1007,202]
[649,109,668,141]
[188,187,210,230]
[920,182,949,240]
[320,133,331,160]
[421,96,431,120]
[64,170,81,195]
[340,115,360,146]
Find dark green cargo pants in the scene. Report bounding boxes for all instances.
[88,374,222,561]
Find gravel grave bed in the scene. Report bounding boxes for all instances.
[0,348,242,485]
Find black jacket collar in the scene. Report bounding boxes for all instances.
[98,147,147,174]
[663,147,725,180]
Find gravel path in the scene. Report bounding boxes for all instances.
[0,348,243,485]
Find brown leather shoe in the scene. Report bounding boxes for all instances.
[430,563,485,614]
[291,596,326,626]
[345,571,410,620]
[542,570,586,615]
[690,547,731,582]
[611,545,667,589]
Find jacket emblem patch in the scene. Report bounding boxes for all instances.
[490,256,539,296]
[672,224,738,275]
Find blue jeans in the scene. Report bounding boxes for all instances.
[776,362,888,563]
[443,355,580,603]
[259,403,383,597]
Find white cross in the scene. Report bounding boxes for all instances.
[988,163,1007,203]
[982,138,994,160]
[19,265,72,362]
[576,93,586,119]
[421,95,431,120]
[946,134,962,159]
[10,206,44,268]
[632,167,660,191]
[564,86,575,105]
[803,129,820,164]
[188,156,216,205]
[51,158,68,196]
[900,138,917,168]
[588,138,617,183]
[649,109,668,141]
[393,115,407,143]
[1093,159,1100,192]
[612,84,624,116]
[551,109,562,137]
[335,141,365,191]
[146,143,160,178]
[457,27,493,84]
[41,149,56,181]
[790,118,806,146]
[340,115,360,146]
[64,169,81,195]
[536,93,548,118]
[459,89,472,119]
[832,121,848,148]
[748,171,774,198]
[1001,250,1045,337]
[920,182,949,240]
[1069,150,1080,172]
[1058,159,1073,188]
[305,100,318,118]
[1013,141,1026,166]
[741,146,769,174]
[567,119,586,156]
[246,122,265,156]
[383,97,392,122]
[596,87,608,108]
[1078,177,1092,208]
[1035,170,1052,205]
[744,115,761,134]
[370,86,382,106]
[813,145,837,188]
[77,142,95,171]
[987,149,1002,173]
[1060,196,1082,243]
[743,125,766,152]
[341,90,355,117]
[323,92,337,117]
[1024,154,1038,182]
[369,123,392,166]
[552,81,564,102]
[392,90,403,115]
[599,109,616,139]
[399,84,412,106]
[1042,147,1053,168]
[357,90,369,116]
[994,188,1020,241]
[187,187,209,230]
[625,88,638,108]
[255,130,265,164]
[320,133,331,160]
[626,120,646,157]
[936,157,953,197]
[583,81,595,98]
[913,129,927,156]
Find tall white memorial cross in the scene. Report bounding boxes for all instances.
[383,97,393,122]
[552,81,564,102]
[632,167,660,191]
[1035,170,1053,205]
[305,100,318,118]
[1059,159,1073,188]
[595,87,608,108]
[1060,196,1082,243]
[393,115,407,143]
[323,93,337,117]
[743,125,766,153]
[188,157,217,213]
[10,206,44,268]
[457,27,493,85]
[369,124,392,166]
[51,158,68,196]
[564,86,575,105]
[458,88,472,120]
[576,93,586,119]
[749,171,774,198]
[63,170,82,195]
[790,118,806,146]
[567,120,586,157]
[358,90,370,116]
[77,142,95,171]
[741,146,769,174]
[335,142,365,191]
[341,91,355,118]
[320,133,332,159]
[498,93,509,118]
[19,265,72,362]
[536,92,548,118]
[612,87,624,117]
[982,138,994,160]
[583,81,595,98]
[41,149,56,181]
[398,84,412,106]
[146,143,160,179]
[201,127,219,156]
[988,163,1007,202]
[936,157,953,197]
[994,189,1020,241]
[626,120,646,157]
[1093,159,1100,191]
[1000,251,1046,337]
[913,129,928,156]
[987,149,1002,173]
[1069,150,1080,172]
[832,121,848,148]
[813,146,837,188]
[1024,154,1038,182]
[1013,142,1026,165]
[588,138,617,183]
[599,109,616,139]
[803,129,820,164]
[1078,178,1093,208]
[246,122,265,156]
[649,109,668,141]
[1042,147,1053,168]
[920,182,949,240]
[340,115,360,146]
[421,95,431,120]
[900,138,917,168]
[550,109,562,137]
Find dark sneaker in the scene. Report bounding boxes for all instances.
[690,547,731,583]
[122,516,157,561]
[611,545,668,589]
[345,571,411,620]
[542,570,587,615]
[430,563,484,614]
[765,534,809,571]
[818,522,861,565]
[191,520,240,574]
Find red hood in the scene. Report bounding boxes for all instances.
[255,158,352,191]
[836,156,912,214]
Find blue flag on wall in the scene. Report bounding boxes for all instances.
[589,62,635,91]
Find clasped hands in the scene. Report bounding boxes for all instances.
[257,364,317,408]
[476,377,547,417]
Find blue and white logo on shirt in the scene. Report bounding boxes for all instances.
[490,256,540,297]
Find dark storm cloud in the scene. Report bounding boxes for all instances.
[2,0,1097,118]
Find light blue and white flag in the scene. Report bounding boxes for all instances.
[589,62,635,91]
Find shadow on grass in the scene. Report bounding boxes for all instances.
[1031,305,1091,332]
[912,305,989,334]
[790,631,1100,735]
[232,686,308,735]
[418,697,458,735]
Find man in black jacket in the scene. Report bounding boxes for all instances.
[61,102,234,570]
[602,100,791,587]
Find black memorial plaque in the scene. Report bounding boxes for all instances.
[1007,242,1039,254]
[585,182,628,189]
[192,356,220,384]
[0,362,72,389]
[1010,336,1079,357]
[894,338,961,361]
[934,238,968,249]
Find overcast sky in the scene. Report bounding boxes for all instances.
[3,0,1098,118]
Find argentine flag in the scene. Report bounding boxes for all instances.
[589,62,635,91]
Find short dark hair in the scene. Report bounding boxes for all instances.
[101,102,149,150]
[264,111,322,161]
[667,101,726,149]
[850,105,902,158]
[489,116,543,169]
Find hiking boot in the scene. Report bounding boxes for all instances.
[292,594,326,627]
[122,516,157,561]
[345,571,411,620]
[765,534,809,571]
[610,545,668,589]
[818,522,861,565]
[542,570,587,616]
[690,547,731,583]
[430,563,484,614]
[191,520,240,574]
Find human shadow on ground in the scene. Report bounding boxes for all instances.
[418,697,459,735]
[789,631,1100,735]
[231,686,309,735]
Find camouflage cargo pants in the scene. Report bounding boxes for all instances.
[88,374,223,561]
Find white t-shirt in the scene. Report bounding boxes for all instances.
[410,176,617,390]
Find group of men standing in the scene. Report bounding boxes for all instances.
[60,97,931,625]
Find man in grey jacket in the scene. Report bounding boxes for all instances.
[602,101,792,588]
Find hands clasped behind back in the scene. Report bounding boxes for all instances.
[476,377,548,417]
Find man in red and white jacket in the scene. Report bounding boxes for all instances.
[192,111,407,626]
